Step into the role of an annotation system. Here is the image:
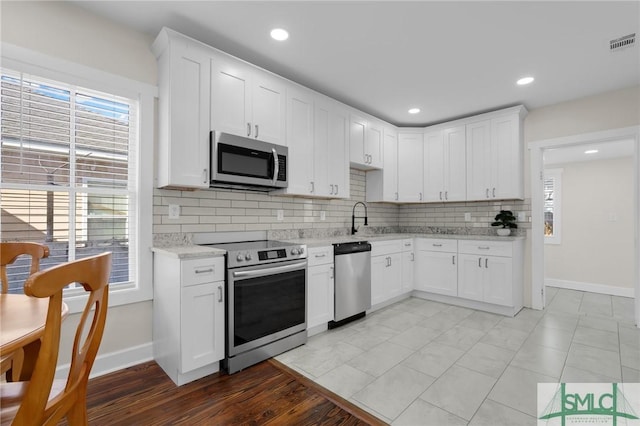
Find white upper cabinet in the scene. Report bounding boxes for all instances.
[350,113,383,169]
[466,107,527,201]
[366,126,398,202]
[423,125,466,202]
[397,131,424,202]
[210,53,286,145]
[152,28,211,189]
[281,92,350,198]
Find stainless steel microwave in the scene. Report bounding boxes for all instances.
[210,131,288,191]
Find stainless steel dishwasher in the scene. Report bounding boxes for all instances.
[329,241,372,328]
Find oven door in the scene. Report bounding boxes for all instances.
[227,259,307,357]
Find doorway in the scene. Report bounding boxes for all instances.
[530,126,640,327]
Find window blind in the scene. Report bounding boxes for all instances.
[0,69,137,293]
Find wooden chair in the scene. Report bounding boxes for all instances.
[0,252,112,426]
[0,242,50,382]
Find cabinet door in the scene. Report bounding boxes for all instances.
[328,105,349,198]
[252,72,286,145]
[159,43,210,189]
[492,114,522,199]
[349,113,367,165]
[415,250,457,296]
[286,87,314,195]
[388,253,403,299]
[397,132,424,202]
[307,263,335,328]
[484,256,513,306]
[402,251,414,292]
[382,128,398,201]
[210,56,252,139]
[371,255,388,306]
[423,130,444,202]
[180,282,224,373]
[457,254,484,302]
[466,120,492,201]
[443,125,466,201]
[366,120,383,168]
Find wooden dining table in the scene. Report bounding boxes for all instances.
[0,293,69,381]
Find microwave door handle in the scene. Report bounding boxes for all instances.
[272,148,279,185]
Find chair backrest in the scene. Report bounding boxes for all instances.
[12,252,111,425]
[0,242,50,293]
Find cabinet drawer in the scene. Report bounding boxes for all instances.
[181,257,224,287]
[415,238,457,253]
[308,246,334,266]
[401,239,413,252]
[371,239,403,256]
[458,240,512,257]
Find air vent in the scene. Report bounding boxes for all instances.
[610,33,635,51]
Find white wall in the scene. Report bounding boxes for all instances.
[1,1,157,371]
[545,157,635,292]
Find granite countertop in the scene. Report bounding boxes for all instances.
[284,233,524,248]
[151,245,227,259]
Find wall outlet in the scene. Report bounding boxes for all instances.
[168,204,180,219]
[320,211,326,221]
[517,211,526,222]
[464,212,471,222]
[277,209,284,221]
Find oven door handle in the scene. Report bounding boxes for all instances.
[232,260,307,279]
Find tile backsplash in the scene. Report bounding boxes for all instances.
[153,169,530,245]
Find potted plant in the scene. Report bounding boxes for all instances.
[492,210,517,236]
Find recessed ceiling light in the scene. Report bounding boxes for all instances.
[270,28,289,41]
[585,149,599,154]
[408,108,420,114]
[516,76,535,85]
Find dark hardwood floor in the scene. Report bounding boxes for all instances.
[64,359,387,425]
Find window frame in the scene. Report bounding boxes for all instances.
[543,167,563,245]
[1,43,156,313]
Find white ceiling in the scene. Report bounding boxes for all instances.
[72,1,640,127]
[544,138,636,165]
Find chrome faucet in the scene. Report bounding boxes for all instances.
[351,201,368,235]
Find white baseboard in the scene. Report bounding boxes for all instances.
[55,342,154,380]
[546,278,635,298]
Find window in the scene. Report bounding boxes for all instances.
[544,168,563,244]
[0,47,154,312]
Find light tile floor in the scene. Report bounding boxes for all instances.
[276,288,639,425]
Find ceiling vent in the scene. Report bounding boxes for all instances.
[610,33,635,52]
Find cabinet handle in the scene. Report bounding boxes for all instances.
[330,184,334,194]
[255,124,259,138]
[395,192,398,201]
[247,122,251,137]
[217,285,223,302]
[432,243,442,247]
[439,191,443,201]
[419,192,423,201]
[445,191,448,200]
[335,184,339,195]
[492,187,496,198]
[195,268,214,274]
[389,257,392,266]
[404,242,411,247]
[315,253,327,258]
[330,266,334,279]
[452,255,456,265]
[202,168,208,184]
[478,257,482,268]
[310,181,315,193]
[478,246,490,250]
[485,258,488,268]
[411,253,415,261]
[486,188,489,198]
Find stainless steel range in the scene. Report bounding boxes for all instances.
[201,238,308,374]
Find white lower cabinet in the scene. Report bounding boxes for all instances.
[307,246,334,334]
[153,253,225,386]
[414,238,458,296]
[401,239,414,292]
[371,240,404,306]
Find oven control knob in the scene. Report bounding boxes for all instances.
[298,247,305,255]
[236,254,244,262]
[245,254,252,261]
[290,248,299,255]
